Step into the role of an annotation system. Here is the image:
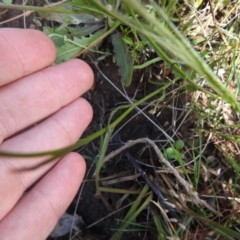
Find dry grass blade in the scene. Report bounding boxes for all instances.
[103,137,219,215]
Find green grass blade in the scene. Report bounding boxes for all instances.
[110,192,153,240]
[120,0,240,111]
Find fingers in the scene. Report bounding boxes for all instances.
[0,98,92,219]
[0,59,94,142]
[0,152,86,240]
[0,28,56,86]
[0,28,93,238]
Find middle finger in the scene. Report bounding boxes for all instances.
[0,59,93,142]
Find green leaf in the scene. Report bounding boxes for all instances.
[175,139,184,150]
[44,27,106,64]
[122,36,133,45]
[164,147,177,159]
[165,0,177,15]
[111,31,133,87]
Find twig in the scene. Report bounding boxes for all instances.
[104,137,220,215]
[208,0,228,45]
[0,0,68,26]
[0,10,32,26]
[112,136,179,220]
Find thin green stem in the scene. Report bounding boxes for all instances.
[0,3,74,13]
[0,82,170,158]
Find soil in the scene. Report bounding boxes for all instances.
[0,7,175,238]
[68,56,182,240]
[1,2,239,240]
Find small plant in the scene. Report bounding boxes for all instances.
[174,139,184,150]
[163,139,184,160]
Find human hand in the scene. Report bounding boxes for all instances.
[0,28,93,239]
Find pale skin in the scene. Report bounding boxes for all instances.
[0,28,93,239]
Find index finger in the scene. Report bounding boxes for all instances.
[0,28,56,86]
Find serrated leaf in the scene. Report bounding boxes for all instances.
[44,27,106,64]
[111,31,133,87]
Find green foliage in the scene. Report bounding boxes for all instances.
[39,1,108,63]
[111,31,133,86]
[164,147,177,159]
[175,139,184,150]
[163,140,184,159]
[110,184,151,240]
[44,27,107,63]
[87,0,240,111]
